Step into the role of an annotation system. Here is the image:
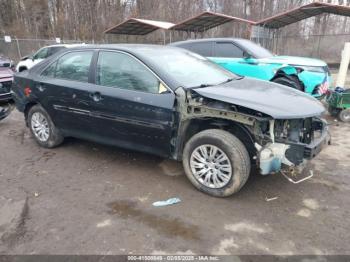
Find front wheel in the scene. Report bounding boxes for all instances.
[28,105,64,148]
[182,129,251,197]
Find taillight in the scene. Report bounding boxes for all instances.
[24,86,32,97]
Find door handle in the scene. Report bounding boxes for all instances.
[36,83,46,92]
[89,92,103,102]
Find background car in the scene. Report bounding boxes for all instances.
[12,45,328,197]
[170,38,331,98]
[15,43,84,72]
[0,55,14,120]
[0,55,14,103]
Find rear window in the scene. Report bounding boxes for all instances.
[42,51,93,82]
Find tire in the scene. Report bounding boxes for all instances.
[18,67,27,72]
[272,75,303,91]
[28,105,64,148]
[339,109,350,122]
[182,129,251,197]
[0,103,14,121]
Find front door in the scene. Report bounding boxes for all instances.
[81,50,175,156]
[210,41,269,79]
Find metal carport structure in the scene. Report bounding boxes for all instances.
[104,18,175,35]
[252,1,350,55]
[255,1,350,29]
[170,11,255,33]
[104,12,255,43]
[104,18,175,44]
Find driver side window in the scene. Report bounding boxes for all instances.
[215,42,244,58]
[96,51,160,94]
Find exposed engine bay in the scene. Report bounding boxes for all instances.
[176,88,330,179]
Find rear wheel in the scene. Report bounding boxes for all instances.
[339,109,350,122]
[28,105,64,148]
[182,129,251,197]
[272,75,303,91]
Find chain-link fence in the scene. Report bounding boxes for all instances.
[0,38,85,62]
[254,34,350,65]
[1,34,350,66]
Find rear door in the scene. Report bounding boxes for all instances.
[36,50,95,134]
[83,50,175,156]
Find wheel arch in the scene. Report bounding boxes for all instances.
[174,118,256,161]
[270,65,305,91]
[24,101,40,126]
[18,66,28,72]
[270,65,302,81]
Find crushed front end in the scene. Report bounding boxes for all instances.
[176,86,329,182]
[254,117,330,181]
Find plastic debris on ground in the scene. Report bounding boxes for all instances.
[152,197,181,207]
[265,196,278,202]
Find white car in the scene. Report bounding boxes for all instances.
[16,44,84,72]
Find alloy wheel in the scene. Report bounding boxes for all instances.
[190,144,232,189]
[31,112,50,142]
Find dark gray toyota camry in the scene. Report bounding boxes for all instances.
[12,44,329,197]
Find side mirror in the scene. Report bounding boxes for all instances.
[243,51,252,60]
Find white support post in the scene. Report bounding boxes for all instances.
[15,37,22,59]
[336,42,350,88]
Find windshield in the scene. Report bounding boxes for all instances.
[235,39,273,59]
[143,48,237,88]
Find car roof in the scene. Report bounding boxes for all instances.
[65,44,181,54]
[42,43,86,48]
[29,44,189,91]
[170,38,245,46]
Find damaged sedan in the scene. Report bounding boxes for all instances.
[12,45,329,197]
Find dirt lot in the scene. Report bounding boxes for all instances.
[0,110,349,255]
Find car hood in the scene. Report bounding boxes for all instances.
[192,77,325,119]
[0,67,13,79]
[260,56,327,67]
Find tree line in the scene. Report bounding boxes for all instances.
[0,0,349,43]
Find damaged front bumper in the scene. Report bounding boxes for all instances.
[255,118,330,179]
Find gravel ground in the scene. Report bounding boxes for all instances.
[0,110,349,255]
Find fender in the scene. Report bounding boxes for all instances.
[271,65,304,80]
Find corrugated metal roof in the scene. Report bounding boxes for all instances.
[171,11,255,32]
[104,2,350,35]
[104,18,175,35]
[256,2,350,29]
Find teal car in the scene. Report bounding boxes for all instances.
[171,38,331,98]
